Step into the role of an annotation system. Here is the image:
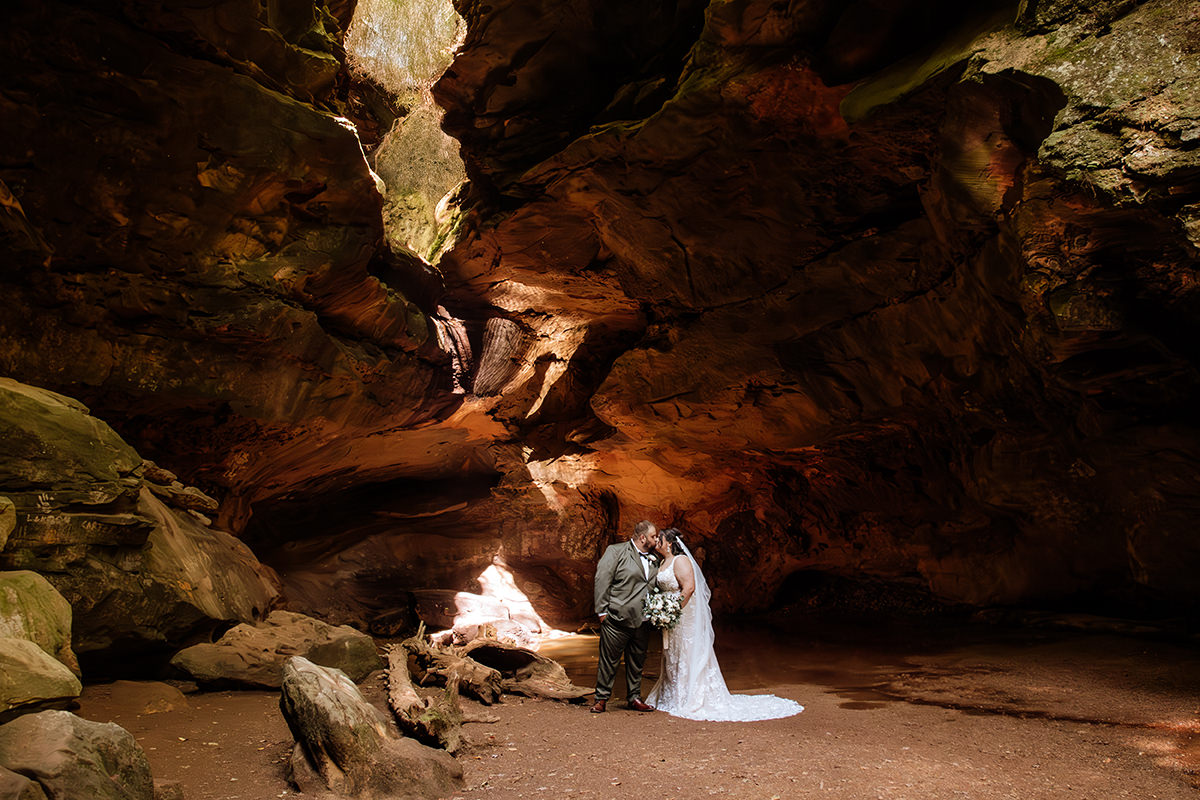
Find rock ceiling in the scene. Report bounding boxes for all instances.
[1,0,1198,626]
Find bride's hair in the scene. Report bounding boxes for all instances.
[660,527,685,556]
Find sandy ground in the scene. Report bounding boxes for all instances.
[74,617,1200,800]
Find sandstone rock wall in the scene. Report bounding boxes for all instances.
[0,378,280,665]
[430,0,1200,615]
[0,0,464,531]
[2,0,1198,629]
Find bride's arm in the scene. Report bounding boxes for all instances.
[674,557,696,607]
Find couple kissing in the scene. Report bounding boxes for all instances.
[591,520,803,721]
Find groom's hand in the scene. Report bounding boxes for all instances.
[597,613,607,622]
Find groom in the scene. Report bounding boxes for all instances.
[590,519,659,713]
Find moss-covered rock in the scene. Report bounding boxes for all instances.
[279,657,462,799]
[0,378,279,663]
[0,572,78,676]
[0,711,153,800]
[0,498,14,555]
[0,638,81,714]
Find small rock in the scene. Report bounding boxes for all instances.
[140,461,177,485]
[153,779,185,800]
[106,681,188,715]
[146,482,218,514]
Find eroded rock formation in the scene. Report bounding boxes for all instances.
[0,379,279,665]
[1,0,1198,633]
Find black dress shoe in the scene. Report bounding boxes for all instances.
[627,699,655,712]
[590,699,607,713]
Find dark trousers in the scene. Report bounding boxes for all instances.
[594,617,651,702]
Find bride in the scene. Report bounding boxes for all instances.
[645,528,804,721]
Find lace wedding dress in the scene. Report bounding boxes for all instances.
[645,548,804,721]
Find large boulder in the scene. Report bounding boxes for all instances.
[0,378,280,662]
[170,611,381,688]
[279,657,462,800]
[0,711,153,800]
[0,571,78,676]
[0,638,81,715]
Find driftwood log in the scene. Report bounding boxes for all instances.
[382,624,584,757]
[402,629,503,706]
[461,639,592,702]
[384,644,463,753]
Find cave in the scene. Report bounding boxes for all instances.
[1,0,1199,797]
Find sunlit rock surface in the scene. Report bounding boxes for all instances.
[1,0,1198,631]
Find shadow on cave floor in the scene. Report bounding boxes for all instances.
[542,612,1200,732]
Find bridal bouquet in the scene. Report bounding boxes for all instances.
[644,589,683,630]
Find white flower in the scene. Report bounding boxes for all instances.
[644,589,683,629]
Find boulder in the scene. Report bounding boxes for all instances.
[0,765,48,800]
[280,657,462,800]
[0,380,141,492]
[170,611,381,688]
[0,378,280,661]
[0,638,81,714]
[0,710,153,800]
[0,572,78,676]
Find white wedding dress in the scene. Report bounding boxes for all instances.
[645,548,803,721]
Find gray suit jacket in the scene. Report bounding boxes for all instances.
[594,541,659,627]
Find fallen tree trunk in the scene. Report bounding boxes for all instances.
[384,643,463,753]
[403,630,503,706]
[461,639,591,702]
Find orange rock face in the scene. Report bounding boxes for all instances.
[2,0,1199,631]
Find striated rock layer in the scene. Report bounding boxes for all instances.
[0,379,280,666]
[1,0,1198,629]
